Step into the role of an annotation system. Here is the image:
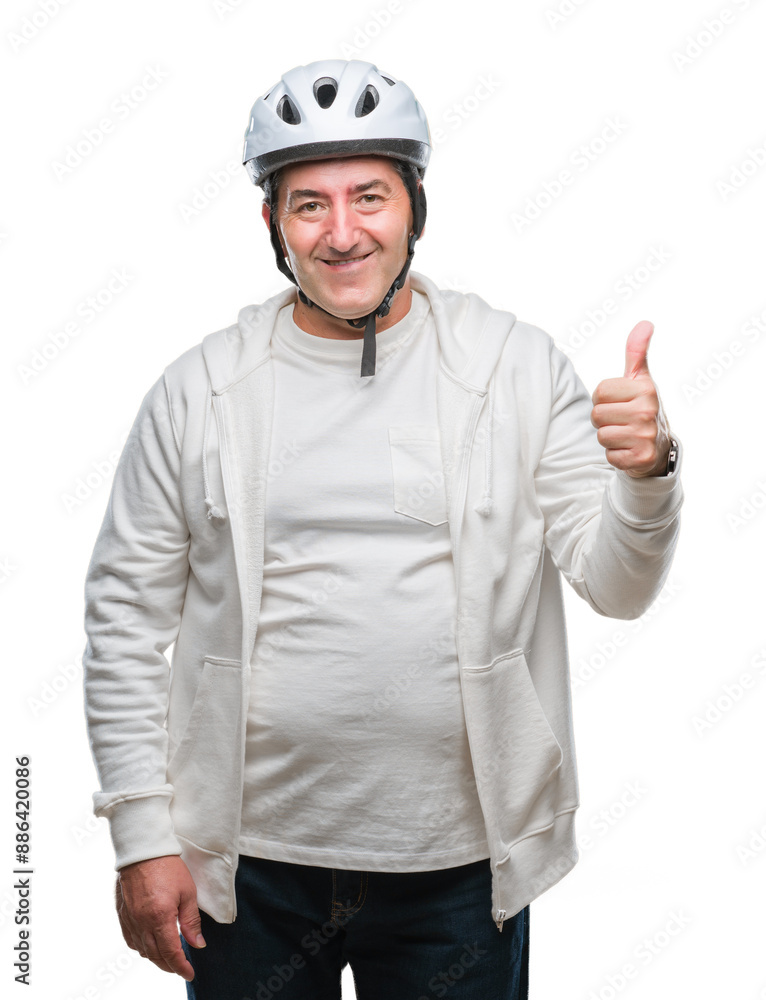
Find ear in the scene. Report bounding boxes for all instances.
[263,201,289,258]
[415,176,425,240]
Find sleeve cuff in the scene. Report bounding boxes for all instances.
[96,792,183,871]
[609,435,684,523]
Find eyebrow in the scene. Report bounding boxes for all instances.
[285,179,393,208]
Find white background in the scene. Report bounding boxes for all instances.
[2,0,764,997]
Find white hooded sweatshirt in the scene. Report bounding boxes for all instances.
[82,271,683,930]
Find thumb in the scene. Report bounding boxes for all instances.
[178,892,206,950]
[623,320,654,378]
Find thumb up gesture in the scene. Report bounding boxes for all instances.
[590,321,672,478]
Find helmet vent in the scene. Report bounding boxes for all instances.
[276,95,301,125]
[381,76,395,86]
[313,77,338,109]
[355,85,379,118]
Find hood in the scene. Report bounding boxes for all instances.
[200,271,517,523]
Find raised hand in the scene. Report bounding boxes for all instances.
[590,320,672,478]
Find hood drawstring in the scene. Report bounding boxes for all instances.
[473,377,494,517]
[203,383,227,524]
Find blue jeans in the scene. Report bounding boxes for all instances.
[181,854,529,999]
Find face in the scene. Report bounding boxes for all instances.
[262,155,416,331]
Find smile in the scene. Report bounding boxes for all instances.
[321,252,373,268]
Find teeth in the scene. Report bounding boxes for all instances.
[325,254,368,266]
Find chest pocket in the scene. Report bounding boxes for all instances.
[388,425,448,526]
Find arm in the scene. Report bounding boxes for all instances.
[82,373,203,978]
[534,337,683,620]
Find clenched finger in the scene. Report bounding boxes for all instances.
[591,401,640,428]
[153,924,195,981]
[141,929,178,976]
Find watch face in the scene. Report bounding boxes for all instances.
[666,438,678,474]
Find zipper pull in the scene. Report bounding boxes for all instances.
[495,908,506,932]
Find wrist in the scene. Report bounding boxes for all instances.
[627,434,678,478]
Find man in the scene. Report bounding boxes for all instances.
[82,59,683,999]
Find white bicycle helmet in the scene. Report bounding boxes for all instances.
[242,60,432,377]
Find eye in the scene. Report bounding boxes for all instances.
[298,201,319,213]
[360,194,380,203]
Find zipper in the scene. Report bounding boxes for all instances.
[211,391,246,922]
[451,391,505,933]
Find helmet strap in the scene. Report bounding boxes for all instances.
[267,170,427,377]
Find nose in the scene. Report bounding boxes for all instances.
[324,202,361,256]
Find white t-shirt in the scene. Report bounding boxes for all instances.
[238,288,490,870]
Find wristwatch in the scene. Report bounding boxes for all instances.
[664,436,680,476]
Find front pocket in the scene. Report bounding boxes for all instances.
[388,425,448,526]
[167,656,242,781]
[167,655,243,853]
[460,648,564,853]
